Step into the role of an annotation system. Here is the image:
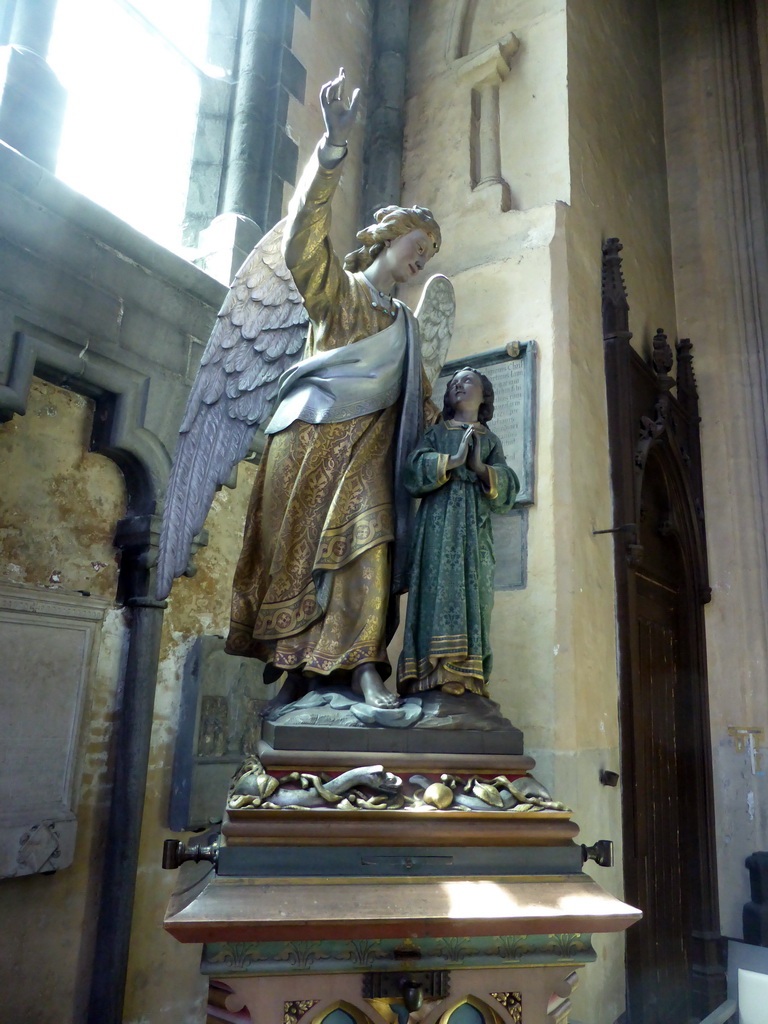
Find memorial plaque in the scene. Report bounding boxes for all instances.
[493,508,528,591]
[0,582,108,878]
[437,344,536,590]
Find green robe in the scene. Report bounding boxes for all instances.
[397,421,519,696]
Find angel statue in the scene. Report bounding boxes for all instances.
[157,69,455,710]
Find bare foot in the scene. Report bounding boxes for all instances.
[441,681,466,696]
[351,664,401,708]
[261,671,308,717]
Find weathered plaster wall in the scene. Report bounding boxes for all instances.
[0,376,257,1023]
[660,0,768,938]
[0,381,126,1023]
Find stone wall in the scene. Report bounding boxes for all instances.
[563,0,678,1016]
[660,0,768,939]
[403,2,679,1019]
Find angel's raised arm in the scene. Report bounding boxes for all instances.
[283,71,361,328]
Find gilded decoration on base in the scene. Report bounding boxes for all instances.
[284,1000,320,1024]
[203,935,597,976]
[227,757,570,814]
[490,992,523,1023]
[546,934,590,957]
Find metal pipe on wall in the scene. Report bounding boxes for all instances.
[86,519,167,1024]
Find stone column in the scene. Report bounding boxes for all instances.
[361,0,410,222]
[0,0,66,170]
[457,32,519,212]
[86,515,168,1024]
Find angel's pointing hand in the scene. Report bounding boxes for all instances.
[321,67,361,147]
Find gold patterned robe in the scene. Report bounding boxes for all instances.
[226,147,427,678]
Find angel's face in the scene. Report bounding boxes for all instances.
[377,228,435,285]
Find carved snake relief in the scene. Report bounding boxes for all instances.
[229,761,403,809]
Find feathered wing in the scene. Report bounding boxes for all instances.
[156,219,308,599]
[415,273,456,389]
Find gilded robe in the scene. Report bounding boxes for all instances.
[397,421,519,696]
[226,147,427,677]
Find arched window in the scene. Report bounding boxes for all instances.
[46,0,236,253]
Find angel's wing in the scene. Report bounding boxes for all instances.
[156,219,308,599]
[415,273,456,389]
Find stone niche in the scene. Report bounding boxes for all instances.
[0,581,108,878]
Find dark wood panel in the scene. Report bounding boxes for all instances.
[602,239,723,1022]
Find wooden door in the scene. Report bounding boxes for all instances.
[602,239,723,1023]
[625,457,692,1023]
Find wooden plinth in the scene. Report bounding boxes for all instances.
[256,740,535,773]
[165,871,641,944]
[222,808,578,847]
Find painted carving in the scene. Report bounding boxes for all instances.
[490,992,522,1023]
[157,71,455,714]
[397,368,519,699]
[284,999,320,1024]
[227,758,568,814]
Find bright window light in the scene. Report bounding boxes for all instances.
[47,0,213,254]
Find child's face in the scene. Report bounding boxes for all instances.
[448,371,483,415]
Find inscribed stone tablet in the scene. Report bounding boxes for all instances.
[0,583,107,877]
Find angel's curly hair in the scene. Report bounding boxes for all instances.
[344,205,441,272]
[442,367,495,425]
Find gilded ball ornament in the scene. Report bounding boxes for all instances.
[423,782,454,809]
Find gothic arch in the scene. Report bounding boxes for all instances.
[311,999,375,1024]
[438,995,504,1024]
[0,330,169,516]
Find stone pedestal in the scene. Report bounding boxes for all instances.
[165,739,640,1024]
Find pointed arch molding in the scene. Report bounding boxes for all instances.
[0,328,170,516]
[601,237,710,600]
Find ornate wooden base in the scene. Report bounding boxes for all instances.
[165,744,640,1024]
[205,964,583,1024]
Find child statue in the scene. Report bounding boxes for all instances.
[397,368,519,698]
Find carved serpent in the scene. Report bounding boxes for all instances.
[230,761,403,809]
